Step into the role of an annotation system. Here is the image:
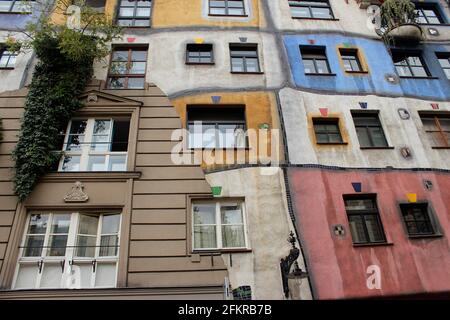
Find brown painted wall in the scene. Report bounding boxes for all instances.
[0,80,227,298]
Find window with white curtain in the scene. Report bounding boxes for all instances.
[192,200,248,250]
[58,118,130,172]
[13,212,121,290]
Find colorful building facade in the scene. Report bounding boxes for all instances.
[0,0,449,300]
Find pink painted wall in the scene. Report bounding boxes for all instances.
[288,168,450,299]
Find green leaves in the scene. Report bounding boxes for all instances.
[12,1,122,200]
[381,0,417,31]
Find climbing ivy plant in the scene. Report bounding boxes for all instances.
[9,1,122,201]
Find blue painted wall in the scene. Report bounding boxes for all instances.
[283,34,450,101]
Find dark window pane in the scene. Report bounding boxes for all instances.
[111,120,130,151]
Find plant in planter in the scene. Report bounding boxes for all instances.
[8,1,122,201]
[380,0,421,44]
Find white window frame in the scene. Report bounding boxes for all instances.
[12,212,121,290]
[192,200,249,251]
[58,117,129,172]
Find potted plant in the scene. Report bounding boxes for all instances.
[380,0,422,43]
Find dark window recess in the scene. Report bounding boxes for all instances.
[186,44,214,64]
[288,0,334,19]
[344,195,387,244]
[420,113,450,148]
[0,45,16,69]
[85,0,106,11]
[187,106,247,148]
[400,203,436,236]
[436,53,450,80]
[116,0,152,27]
[313,118,343,143]
[107,47,147,89]
[209,0,245,16]
[392,51,430,78]
[300,46,331,74]
[340,49,362,72]
[414,3,444,24]
[111,120,130,152]
[230,44,260,73]
[352,112,388,148]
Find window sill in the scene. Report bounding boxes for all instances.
[360,146,395,150]
[230,71,264,75]
[292,17,339,21]
[42,171,142,181]
[193,248,252,254]
[418,23,450,27]
[431,146,450,149]
[399,76,439,80]
[353,242,393,248]
[0,67,14,70]
[189,147,250,151]
[305,73,337,76]
[0,11,32,15]
[186,62,215,66]
[408,234,443,239]
[345,70,369,75]
[316,142,348,145]
[208,14,249,18]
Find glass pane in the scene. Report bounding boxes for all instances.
[131,50,147,61]
[194,226,217,249]
[355,127,371,147]
[348,215,367,243]
[93,120,110,135]
[231,57,244,72]
[438,58,450,68]
[0,1,13,12]
[137,0,152,6]
[28,214,49,234]
[343,59,352,71]
[61,156,81,172]
[102,214,120,234]
[109,155,127,171]
[228,8,244,15]
[76,235,97,257]
[134,19,150,27]
[108,77,126,89]
[91,135,110,151]
[112,50,128,61]
[0,55,9,68]
[345,198,375,210]
[365,215,385,242]
[312,7,332,19]
[47,235,68,256]
[222,225,245,248]
[79,214,99,235]
[411,66,428,77]
[14,265,38,289]
[221,204,243,224]
[127,77,145,89]
[369,127,388,147]
[316,60,330,74]
[303,59,316,74]
[117,19,133,27]
[23,235,45,257]
[291,7,310,18]
[119,7,134,17]
[99,235,118,256]
[95,263,117,287]
[245,58,259,72]
[350,59,360,71]
[130,61,146,74]
[396,66,412,77]
[193,204,216,225]
[136,7,151,17]
[51,214,71,234]
[111,120,129,152]
[77,264,93,288]
[329,133,343,143]
[88,155,107,171]
[110,61,127,74]
[40,264,62,288]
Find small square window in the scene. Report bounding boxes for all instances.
[186,44,214,64]
[351,112,388,148]
[400,203,436,237]
[392,50,430,78]
[229,44,260,73]
[339,49,363,73]
[313,118,343,144]
[107,47,147,89]
[116,0,152,27]
[288,0,334,20]
[209,0,246,16]
[419,112,450,148]
[300,46,331,75]
[0,46,17,69]
[414,3,444,25]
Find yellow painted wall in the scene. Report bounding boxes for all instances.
[50,0,116,25]
[171,91,283,170]
[152,0,264,28]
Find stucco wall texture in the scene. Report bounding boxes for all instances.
[288,168,450,299]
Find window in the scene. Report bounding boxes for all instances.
[351,112,388,148]
[288,0,334,19]
[107,47,147,89]
[420,113,450,148]
[230,44,260,73]
[392,51,430,78]
[344,195,386,245]
[400,203,436,237]
[85,0,106,11]
[414,3,444,25]
[14,212,121,289]
[436,53,450,80]
[116,0,152,27]
[0,0,33,13]
[339,49,363,73]
[188,106,247,149]
[209,0,246,16]
[313,118,343,144]
[0,46,16,69]
[186,44,214,64]
[193,200,247,250]
[300,46,331,75]
[58,118,130,172]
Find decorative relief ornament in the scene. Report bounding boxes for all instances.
[64,181,89,203]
